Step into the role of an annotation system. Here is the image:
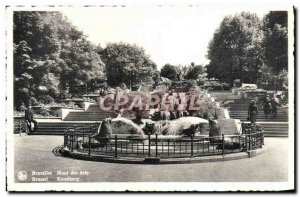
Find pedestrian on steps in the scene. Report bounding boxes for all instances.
[248,100,259,124]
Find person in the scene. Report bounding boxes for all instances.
[271,96,278,118]
[248,100,259,124]
[263,96,271,119]
[25,104,37,133]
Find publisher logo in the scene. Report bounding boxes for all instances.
[17,171,27,181]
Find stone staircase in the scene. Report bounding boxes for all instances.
[227,99,288,122]
[31,103,117,135]
[258,122,289,137]
[227,98,289,137]
[229,110,288,122]
[63,103,118,121]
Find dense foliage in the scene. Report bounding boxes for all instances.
[261,11,288,89]
[184,63,207,82]
[14,11,106,110]
[160,63,178,81]
[207,11,288,87]
[160,62,207,83]
[207,12,264,85]
[13,10,289,112]
[100,42,157,87]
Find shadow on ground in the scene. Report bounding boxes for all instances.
[52,146,64,157]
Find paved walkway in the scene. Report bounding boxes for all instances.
[14,135,288,182]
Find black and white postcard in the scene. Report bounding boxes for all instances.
[6,4,295,192]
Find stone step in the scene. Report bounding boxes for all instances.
[264,133,288,137]
[230,114,287,118]
[229,113,287,116]
[65,115,115,118]
[29,132,65,135]
[257,123,289,135]
[229,115,288,119]
[63,116,112,119]
[37,123,98,128]
[63,106,117,121]
[32,122,98,135]
[64,113,116,116]
[64,118,110,121]
[230,113,287,117]
[229,107,287,111]
[38,126,98,130]
[37,122,96,126]
[229,105,287,109]
[230,114,287,117]
[263,128,289,133]
[257,125,288,128]
[66,112,116,116]
[85,111,112,114]
[240,122,289,137]
[229,110,286,113]
[230,118,288,122]
[36,129,96,133]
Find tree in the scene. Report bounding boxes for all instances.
[185,63,206,80]
[160,63,178,81]
[14,12,61,108]
[100,42,157,87]
[263,11,288,74]
[278,69,288,89]
[258,64,288,92]
[13,11,106,110]
[206,12,264,85]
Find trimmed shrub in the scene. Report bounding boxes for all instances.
[39,106,51,116]
[39,95,55,104]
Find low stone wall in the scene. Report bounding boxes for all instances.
[13,116,62,128]
[82,95,100,102]
[242,91,267,101]
[27,106,84,120]
[14,116,62,121]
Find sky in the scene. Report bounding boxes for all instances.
[62,6,268,69]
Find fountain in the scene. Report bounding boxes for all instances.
[62,89,265,163]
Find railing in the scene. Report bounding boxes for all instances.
[63,124,264,159]
[14,121,25,135]
[65,123,100,134]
